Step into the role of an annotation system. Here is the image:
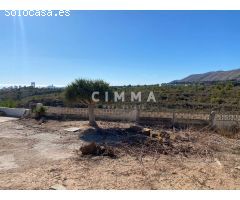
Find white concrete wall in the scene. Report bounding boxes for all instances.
[0,107,30,118]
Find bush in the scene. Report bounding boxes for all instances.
[0,100,17,108]
[33,105,47,119]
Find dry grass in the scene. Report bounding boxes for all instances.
[0,119,239,189]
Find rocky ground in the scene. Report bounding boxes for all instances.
[0,118,239,189]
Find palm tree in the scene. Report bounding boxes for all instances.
[65,79,111,126]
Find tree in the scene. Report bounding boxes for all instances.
[65,79,112,126]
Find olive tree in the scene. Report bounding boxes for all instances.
[65,79,111,126]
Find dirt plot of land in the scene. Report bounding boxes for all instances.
[0,118,239,190]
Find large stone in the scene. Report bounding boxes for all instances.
[235,166,240,170]
[50,184,67,190]
[142,128,151,136]
[64,127,80,132]
[79,143,117,158]
[80,142,98,155]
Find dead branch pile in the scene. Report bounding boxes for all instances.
[78,125,215,159]
[118,125,196,157]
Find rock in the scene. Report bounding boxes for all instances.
[235,166,240,170]
[79,143,117,158]
[64,127,80,132]
[80,142,98,155]
[142,128,151,136]
[50,184,67,190]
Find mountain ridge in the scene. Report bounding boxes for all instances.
[172,68,240,83]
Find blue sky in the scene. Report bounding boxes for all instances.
[1,10,240,87]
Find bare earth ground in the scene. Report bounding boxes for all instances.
[0,117,239,190]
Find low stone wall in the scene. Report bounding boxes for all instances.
[46,106,138,122]
[140,111,209,120]
[95,108,138,121]
[213,114,240,128]
[45,106,240,128]
[0,107,30,118]
[139,111,210,127]
[1,105,239,129]
[46,106,210,126]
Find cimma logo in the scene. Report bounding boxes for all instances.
[91,91,156,103]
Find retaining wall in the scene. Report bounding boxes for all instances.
[46,106,138,122]
[2,106,239,128]
[213,114,240,128]
[45,106,240,128]
[139,111,210,127]
[0,107,30,118]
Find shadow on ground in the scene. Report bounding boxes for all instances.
[79,127,148,146]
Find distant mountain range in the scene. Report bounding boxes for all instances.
[172,68,240,84]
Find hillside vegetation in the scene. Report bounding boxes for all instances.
[1,82,240,113]
[0,87,64,108]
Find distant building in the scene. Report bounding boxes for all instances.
[31,82,35,88]
[47,84,55,89]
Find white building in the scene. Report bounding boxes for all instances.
[31,82,35,88]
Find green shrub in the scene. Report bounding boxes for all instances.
[0,100,17,108]
[33,105,47,119]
